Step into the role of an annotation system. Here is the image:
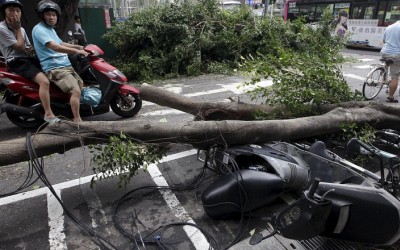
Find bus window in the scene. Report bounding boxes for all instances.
[364,6,375,19]
[315,4,332,21]
[377,0,388,26]
[385,0,400,26]
[333,2,350,18]
[352,6,362,19]
[350,4,375,19]
[300,4,316,22]
[287,1,299,21]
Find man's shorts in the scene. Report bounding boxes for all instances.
[7,57,43,80]
[382,54,400,79]
[46,67,83,93]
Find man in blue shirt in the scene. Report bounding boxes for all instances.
[32,0,88,122]
[381,20,400,103]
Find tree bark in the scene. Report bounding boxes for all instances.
[140,83,275,120]
[1,103,400,167]
[55,0,80,35]
[139,83,372,120]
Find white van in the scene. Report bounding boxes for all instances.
[219,1,241,10]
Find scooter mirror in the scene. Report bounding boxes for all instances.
[346,138,373,156]
[346,138,361,156]
[249,233,263,245]
[73,32,84,39]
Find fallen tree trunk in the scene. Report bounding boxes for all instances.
[140,83,274,120]
[1,104,400,166]
[139,83,371,120]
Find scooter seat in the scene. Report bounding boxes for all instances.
[202,169,285,219]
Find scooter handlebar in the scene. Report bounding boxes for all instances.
[307,178,320,198]
[347,138,379,156]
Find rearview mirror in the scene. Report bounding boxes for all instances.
[346,138,361,155]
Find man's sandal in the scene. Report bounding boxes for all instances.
[386,97,399,103]
[44,116,61,124]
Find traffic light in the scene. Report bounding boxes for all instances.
[269,0,276,4]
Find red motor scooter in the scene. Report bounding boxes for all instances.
[0,44,142,129]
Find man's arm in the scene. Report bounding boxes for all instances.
[46,41,88,56]
[61,42,84,50]
[10,27,25,51]
[4,15,25,51]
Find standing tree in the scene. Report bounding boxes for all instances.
[18,0,80,38]
[54,0,80,35]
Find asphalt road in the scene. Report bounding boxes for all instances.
[0,49,389,250]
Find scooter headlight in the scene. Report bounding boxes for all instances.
[104,69,127,84]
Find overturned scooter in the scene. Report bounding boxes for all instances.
[201,141,400,246]
[0,44,141,129]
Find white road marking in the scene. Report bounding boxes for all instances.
[142,80,270,106]
[47,190,67,250]
[0,150,201,249]
[344,73,366,81]
[354,65,373,69]
[142,100,155,106]
[159,149,197,162]
[184,223,212,249]
[0,174,94,206]
[164,86,183,94]
[359,58,375,62]
[81,187,110,235]
[148,149,210,249]
[184,87,228,97]
[143,85,238,107]
[140,109,185,116]
[219,79,273,94]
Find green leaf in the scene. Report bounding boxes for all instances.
[90,133,167,188]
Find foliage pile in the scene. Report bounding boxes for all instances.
[104,0,255,80]
[240,12,362,113]
[105,0,359,109]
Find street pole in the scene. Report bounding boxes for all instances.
[271,2,273,16]
[263,0,269,17]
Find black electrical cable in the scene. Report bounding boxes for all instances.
[26,132,118,250]
[23,132,255,250]
[113,150,220,249]
[114,146,257,250]
[206,146,256,250]
[113,185,220,249]
[0,154,40,198]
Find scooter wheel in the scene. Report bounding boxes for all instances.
[4,94,45,129]
[110,93,142,117]
[6,112,44,129]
